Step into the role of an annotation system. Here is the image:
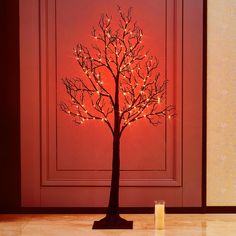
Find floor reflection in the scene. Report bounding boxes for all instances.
[0,214,236,236]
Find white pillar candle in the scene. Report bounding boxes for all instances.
[154,200,165,230]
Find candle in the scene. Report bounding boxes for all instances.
[154,200,165,230]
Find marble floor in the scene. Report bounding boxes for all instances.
[0,214,236,236]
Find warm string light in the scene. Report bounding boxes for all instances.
[61,7,175,132]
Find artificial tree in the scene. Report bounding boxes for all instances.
[60,6,175,229]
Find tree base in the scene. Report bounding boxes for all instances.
[92,214,133,229]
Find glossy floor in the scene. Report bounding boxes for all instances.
[0,214,236,236]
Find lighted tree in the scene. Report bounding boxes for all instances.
[60,6,174,229]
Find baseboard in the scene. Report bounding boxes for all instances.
[1,206,236,214]
[205,206,236,213]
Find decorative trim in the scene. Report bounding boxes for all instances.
[202,0,207,208]
[40,0,183,187]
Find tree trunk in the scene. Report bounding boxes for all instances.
[107,131,120,216]
[92,75,133,228]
